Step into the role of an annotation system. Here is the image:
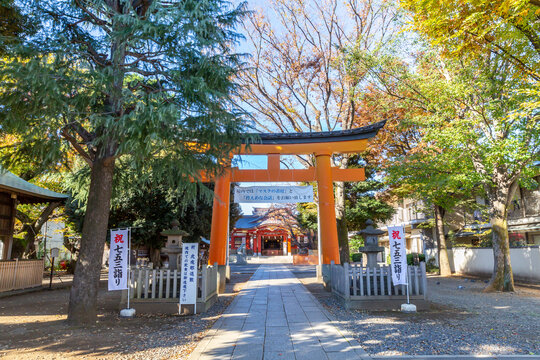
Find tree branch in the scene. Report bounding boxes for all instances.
[61,128,94,167]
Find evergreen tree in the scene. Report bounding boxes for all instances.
[0,0,248,323]
[66,173,242,264]
[0,0,36,54]
[344,158,395,232]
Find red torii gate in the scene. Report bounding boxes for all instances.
[207,121,385,269]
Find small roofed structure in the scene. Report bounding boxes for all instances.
[231,206,310,256]
[0,166,68,259]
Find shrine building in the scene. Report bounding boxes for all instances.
[230,206,309,256]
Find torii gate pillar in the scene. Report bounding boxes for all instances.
[315,153,340,265]
[208,170,231,294]
[204,121,386,288]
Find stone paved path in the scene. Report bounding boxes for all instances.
[188,264,369,360]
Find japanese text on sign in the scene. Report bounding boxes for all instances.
[108,229,128,291]
[388,226,408,286]
[179,243,199,308]
[234,186,313,203]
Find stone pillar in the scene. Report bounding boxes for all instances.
[1,238,7,260]
[208,169,231,266]
[225,264,231,284]
[283,236,288,255]
[217,265,227,294]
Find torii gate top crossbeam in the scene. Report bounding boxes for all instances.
[237,120,385,155]
[207,121,386,267]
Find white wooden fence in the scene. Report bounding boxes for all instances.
[129,263,218,303]
[426,247,540,282]
[0,259,43,293]
[331,262,427,300]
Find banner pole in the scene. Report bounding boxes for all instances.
[406,266,410,304]
[194,243,198,315]
[127,227,131,310]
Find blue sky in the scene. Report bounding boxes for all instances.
[230,0,318,215]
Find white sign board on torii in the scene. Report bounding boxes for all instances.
[234,186,314,203]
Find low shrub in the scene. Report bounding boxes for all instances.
[406,252,425,265]
[350,253,362,263]
[426,257,439,273]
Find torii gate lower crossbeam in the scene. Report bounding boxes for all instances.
[207,121,385,269]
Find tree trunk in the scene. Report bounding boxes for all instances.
[69,1,124,324]
[68,157,115,324]
[434,205,452,276]
[335,181,350,264]
[19,202,62,259]
[22,224,38,259]
[485,187,515,292]
[150,248,161,267]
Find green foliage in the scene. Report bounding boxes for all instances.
[348,235,364,254]
[345,178,395,231]
[400,0,540,82]
[296,201,318,231]
[344,157,395,231]
[350,252,363,263]
[426,257,439,274]
[296,162,393,249]
[406,252,425,265]
[64,165,242,250]
[107,184,211,248]
[0,0,36,54]
[0,0,249,192]
[349,39,539,248]
[0,0,251,320]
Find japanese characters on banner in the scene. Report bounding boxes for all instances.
[108,229,129,291]
[180,243,199,308]
[234,186,313,203]
[388,226,408,286]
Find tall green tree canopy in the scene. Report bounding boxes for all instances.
[0,0,248,323]
[394,0,540,291]
[348,38,539,290]
[400,0,540,81]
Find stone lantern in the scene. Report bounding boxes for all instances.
[358,219,385,268]
[160,220,189,271]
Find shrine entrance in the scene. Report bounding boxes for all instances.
[230,204,308,257]
[262,234,283,255]
[206,121,385,272]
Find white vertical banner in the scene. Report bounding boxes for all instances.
[388,226,408,286]
[180,243,199,309]
[108,229,129,291]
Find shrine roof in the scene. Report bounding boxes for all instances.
[245,120,386,145]
[234,215,264,229]
[0,166,68,204]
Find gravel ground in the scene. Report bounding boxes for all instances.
[0,269,255,360]
[293,268,540,356]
